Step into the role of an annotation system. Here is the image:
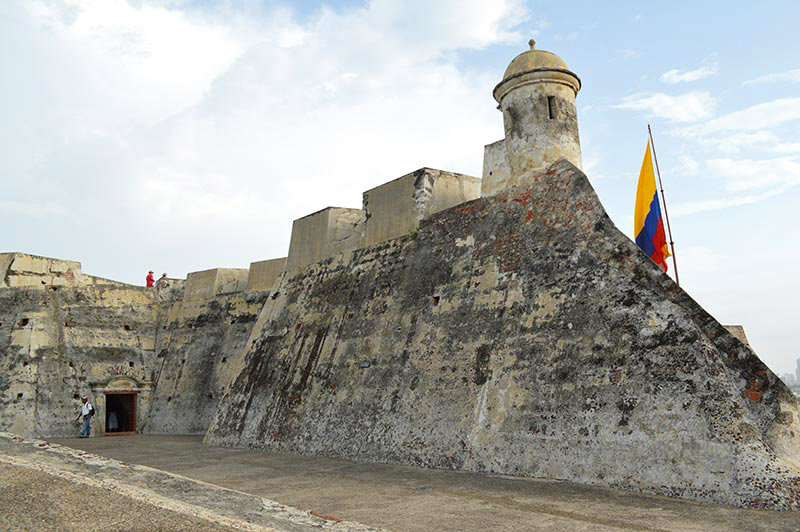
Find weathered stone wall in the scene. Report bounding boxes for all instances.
[285,169,481,271]
[184,268,249,301]
[0,255,266,437]
[481,139,512,197]
[0,282,161,437]
[144,290,268,434]
[206,160,800,510]
[0,252,126,289]
[363,168,481,247]
[247,258,287,292]
[286,208,364,271]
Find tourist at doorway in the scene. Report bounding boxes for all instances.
[76,396,94,438]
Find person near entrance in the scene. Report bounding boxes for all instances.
[76,396,94,438]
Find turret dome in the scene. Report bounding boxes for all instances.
[493,39,581,103]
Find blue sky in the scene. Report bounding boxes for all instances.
[1,0,798,376]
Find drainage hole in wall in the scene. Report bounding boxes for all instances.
[167,396,172,402]
[22,361,28,367]
[18,318,29,327]
[181,359,186,364]
[16,393,23,399]
[432,296,440,306]
[221,357,227,363]
[123,324,131,331]
[128,361,134,368]
[208,393,214,399]
[73,394,80,400]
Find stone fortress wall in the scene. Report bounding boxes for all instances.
[0,253,282,437]
[2,40,800,510]
[0,163,481,440]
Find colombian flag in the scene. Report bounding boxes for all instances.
[634,141,670,272]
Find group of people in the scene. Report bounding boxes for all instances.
[145,270,168,287]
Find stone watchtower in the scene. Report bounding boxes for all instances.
[482,40,582,196]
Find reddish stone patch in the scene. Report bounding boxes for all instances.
[744,378,763,401]
[513,189,532,207]
[310,511,342,523]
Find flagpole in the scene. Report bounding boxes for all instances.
[647,124,680,287]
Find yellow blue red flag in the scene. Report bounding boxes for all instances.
[634,140,670,272]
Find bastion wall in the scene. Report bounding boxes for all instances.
[205,160,800,510]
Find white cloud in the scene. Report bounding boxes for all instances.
[672,156,800,216]
[0,0,529,282]
[768,142,800,154]
[678,245,727,273]
[661,64,717,84]
[698,131,778,155]
[614,91,715,122]
[678,98,800,136]
[705,157,800,193]
[744,68,800,85]
[672,155,699,176]
[672,186,790,217]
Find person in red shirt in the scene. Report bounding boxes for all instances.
[146,271,155,287]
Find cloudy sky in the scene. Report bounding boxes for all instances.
[2,0,799,376]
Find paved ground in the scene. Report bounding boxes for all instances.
[0,463,243,532]
[50,434,800,532]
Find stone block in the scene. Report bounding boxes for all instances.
[185,269,249,301]
[481,139,512,197]
[286,208,363,271]
[247,258,287,292]
[362,168,480,247]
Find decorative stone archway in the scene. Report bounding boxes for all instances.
[89,376,152,436]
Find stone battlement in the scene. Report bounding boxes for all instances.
[286,168,481,271]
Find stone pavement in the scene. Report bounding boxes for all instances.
[0,433,386,532]
[50,434,800,532]
[0,463,243,532]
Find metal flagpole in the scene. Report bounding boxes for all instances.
[647,124,680,287]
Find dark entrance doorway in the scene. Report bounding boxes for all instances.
[105,392,137,435]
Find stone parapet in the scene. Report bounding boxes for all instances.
[184,268,249,301]
[247,258,287,292]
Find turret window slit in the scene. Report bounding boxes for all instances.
[547,96,556,119]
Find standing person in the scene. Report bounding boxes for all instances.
[75,396,94,438]
[146,270,155,287]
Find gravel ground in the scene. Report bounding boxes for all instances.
[0,463,243,532]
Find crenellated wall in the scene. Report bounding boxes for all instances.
[285,168,481,271]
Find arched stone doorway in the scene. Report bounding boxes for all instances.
[89,376,152,436]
